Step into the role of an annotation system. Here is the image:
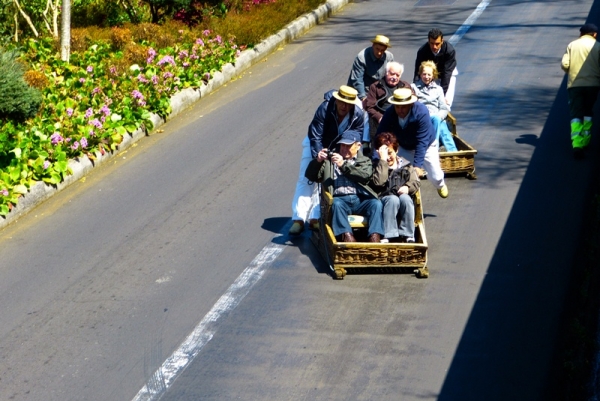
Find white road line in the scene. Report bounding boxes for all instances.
[131,2,492,399]
[132,238,287,401]
[448,0,491,46]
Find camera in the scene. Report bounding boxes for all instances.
[326,150,334,159]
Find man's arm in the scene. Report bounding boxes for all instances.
[561,45,571,72]
[340,156,373,184]
[305,154,326,183]
[307,102,327,158]
[412,106,435,168]
[440,43,457,94]
[347,50,367,99]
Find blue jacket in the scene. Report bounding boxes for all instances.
[307,90,365,158]
[376,101,435,168]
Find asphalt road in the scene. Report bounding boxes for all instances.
[0,0,599,400]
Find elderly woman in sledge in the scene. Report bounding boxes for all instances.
[371,132,420,243]
[411,60,457,152]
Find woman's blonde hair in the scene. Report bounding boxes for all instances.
[418,60,438,79]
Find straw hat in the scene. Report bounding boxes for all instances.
[388,88,417,105]
[332,85,361,106]
[371,35,391,48]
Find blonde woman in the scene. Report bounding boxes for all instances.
[411,61,457,152]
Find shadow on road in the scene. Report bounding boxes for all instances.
[438,22,600,401]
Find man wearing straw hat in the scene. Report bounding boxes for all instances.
[347,35,394,101]
[347,35,394,148]
[376,87,449,198]
[289,85,365,236]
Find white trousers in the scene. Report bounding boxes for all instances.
[445,67,458,109]
[397,140,446,189]
[291,136,320,222]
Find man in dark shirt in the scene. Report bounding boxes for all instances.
[414,28,457,107]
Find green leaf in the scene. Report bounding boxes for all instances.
[124,123,137,133]
[10,148,22,158]
[13,185,28,194]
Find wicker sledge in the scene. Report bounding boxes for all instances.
[311,189,429,280]
[439,113,477,179]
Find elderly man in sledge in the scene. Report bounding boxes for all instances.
[305,129,384,243]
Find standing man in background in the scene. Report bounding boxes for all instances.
[561,23,600,158]
[347,35,394,146]
[414,28,457,108]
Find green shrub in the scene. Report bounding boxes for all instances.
[205,0,324,46]
[0,49,42,122]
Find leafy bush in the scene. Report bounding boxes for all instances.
[111,27,132,50]
[0,49,42,122]
[0,28,238,215]
[206,0,323,46]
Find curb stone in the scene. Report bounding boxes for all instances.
[0,0,348,230]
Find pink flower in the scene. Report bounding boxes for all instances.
[50,132,63,145]
[1,189,8,196]
[132,90,144,100]
[66,108,73,117]
[80,137,88,148]
[157,55,176,66]
[84,108,93,119]
[195,38,205,46]
[86,65,93,73]
[100,104,110,116]
[71,141,80,150]
[89,118,103,129]
[147,48,157,64]
[43,160,50,169]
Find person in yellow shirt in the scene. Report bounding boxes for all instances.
[561,23,600,158]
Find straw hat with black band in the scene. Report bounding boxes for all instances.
[388,88,418,105]
[332,85,362,106]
